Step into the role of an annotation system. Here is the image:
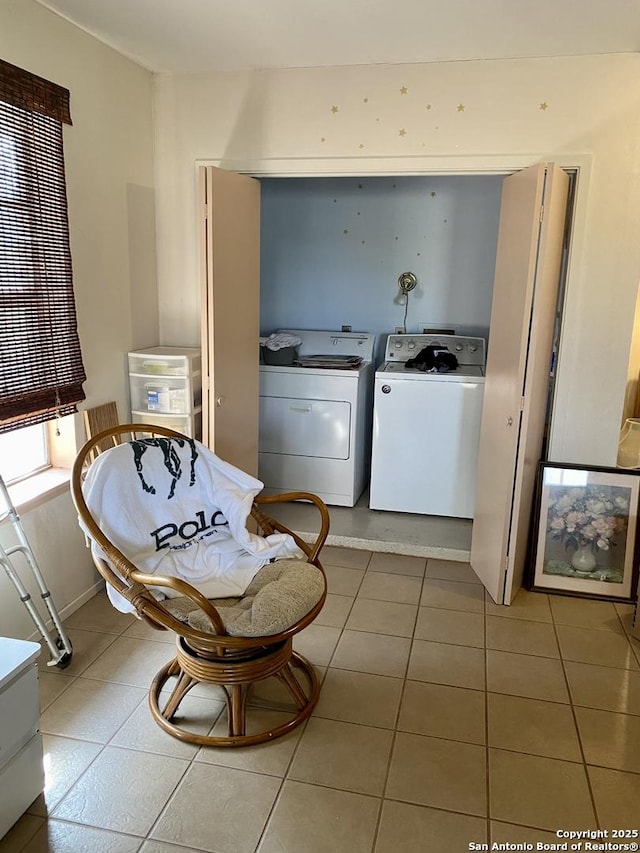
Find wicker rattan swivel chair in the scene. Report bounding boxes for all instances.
[71,423,329,747]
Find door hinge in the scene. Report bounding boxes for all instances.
[520,396,526,411]
[504,554,509,573]
[539,204,544,223]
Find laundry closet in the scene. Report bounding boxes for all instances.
[199,164,573,604]
[257,175,503,516]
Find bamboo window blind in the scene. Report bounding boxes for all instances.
[0,58,86,434]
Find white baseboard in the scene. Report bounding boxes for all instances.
[294,529,471,562]
[26,580,105,644]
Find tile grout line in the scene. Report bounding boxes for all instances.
[44,614,210,847]
[252,548,375,852]
[259,547,382,853]
[483,586,491,845]
[258,553,371,851]
[549,602,602,831]
[368,557,427,853]
[37,638,152,825]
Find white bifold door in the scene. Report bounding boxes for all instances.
[471,163,570,605]
[199,165,261,476]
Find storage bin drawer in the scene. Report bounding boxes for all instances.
[0,666,39,769]
[130,410,202,440]
[128,348,201,377]
[129,374,202,414]
[0,734,43,839]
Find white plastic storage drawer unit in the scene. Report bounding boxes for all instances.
[128,346,202,439]
[0,638,43,839]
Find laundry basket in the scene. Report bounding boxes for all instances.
[261,346,297,366]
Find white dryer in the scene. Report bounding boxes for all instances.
[259,330,376,506]
[369,334,486,518]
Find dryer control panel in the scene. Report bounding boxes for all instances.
[277,329,376,362]
[384,334,486,367]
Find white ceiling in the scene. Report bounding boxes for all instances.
[37,0,640,74]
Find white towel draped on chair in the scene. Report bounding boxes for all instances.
[80,436,303,612]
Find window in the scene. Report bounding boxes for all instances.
[0,423,48,483]
[0,58,86,438]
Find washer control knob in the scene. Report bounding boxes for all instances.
[394,341,403,348]
[469,344,478,352]
[455,344,463,352]
[408,342,416,350]
[381,385,391,394]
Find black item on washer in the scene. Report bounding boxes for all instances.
[405,345,459,373]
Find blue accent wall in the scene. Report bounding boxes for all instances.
[260,175,502,362]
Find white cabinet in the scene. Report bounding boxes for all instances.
[128,346,202,439]
[0,638,43,839]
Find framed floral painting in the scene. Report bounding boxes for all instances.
[530,462,640,601]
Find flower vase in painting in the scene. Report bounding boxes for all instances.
[543,484,629,584]
[570,544,597,573]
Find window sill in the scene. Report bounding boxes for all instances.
[5,468,71,515]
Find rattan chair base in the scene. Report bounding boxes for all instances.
[149,639,320,747]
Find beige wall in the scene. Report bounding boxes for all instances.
[0,0,157,639]
[153,55,640,467]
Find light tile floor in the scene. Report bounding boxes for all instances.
[2,545,640,853]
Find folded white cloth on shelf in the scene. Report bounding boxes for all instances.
[259,332,302,351]
[80,437,303,612]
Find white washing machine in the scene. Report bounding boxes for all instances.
[259,330,376,506]
[369,333,486,518]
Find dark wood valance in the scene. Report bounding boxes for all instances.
[0,58,72,125]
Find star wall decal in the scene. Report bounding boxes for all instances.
[457,104,465,112]
[400,86,408,95]
[363,97,369,103]
[321,137,326,142]
[359,143,364,149]
[539,102,549,111]
[426,104,432,110]
[331,105,339,114]
[399,128,407,136]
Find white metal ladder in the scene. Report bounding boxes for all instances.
[0,475,73,667]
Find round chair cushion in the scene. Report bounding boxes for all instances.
[165,559,325,637]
